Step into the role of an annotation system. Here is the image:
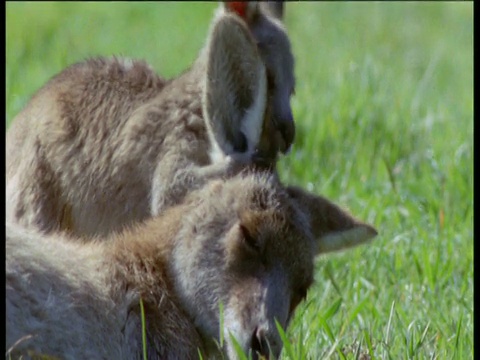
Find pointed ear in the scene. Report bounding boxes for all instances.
[286,186,378,254]
[260,2,285,20]
[203,13,267,159]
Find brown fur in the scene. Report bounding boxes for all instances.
[6,172,377,360]
[6,4,294,238]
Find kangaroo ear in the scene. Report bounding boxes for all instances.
[287,186,378,254]
[260,2,285,20]
[203,13,267,159]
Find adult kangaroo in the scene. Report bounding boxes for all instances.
[6,172,377,359]
[6,2,296,238]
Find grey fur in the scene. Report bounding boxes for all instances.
[6,172,377,359]
[6,5,292,238]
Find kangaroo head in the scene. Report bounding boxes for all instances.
[170,173,377,359]
[202,2,295,168]
[224,1,296,154]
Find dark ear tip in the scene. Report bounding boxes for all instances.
[369,226,378,238]
[359,223,379,240]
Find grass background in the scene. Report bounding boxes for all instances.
[6,2,473,359]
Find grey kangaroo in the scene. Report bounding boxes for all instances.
[6,2,296,238]
[6,172,377,360]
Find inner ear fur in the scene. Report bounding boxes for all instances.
[203,13,267,155]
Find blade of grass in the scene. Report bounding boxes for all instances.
[139,297,147,360]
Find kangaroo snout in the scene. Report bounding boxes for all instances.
[271,89,295,153]
[250,324,282,360]
[274,108,295,154]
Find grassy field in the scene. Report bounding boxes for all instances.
[6,2,473,359]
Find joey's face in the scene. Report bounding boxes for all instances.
[220,210,314,359]
[173,183,314,360]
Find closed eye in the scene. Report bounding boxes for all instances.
[240,224,261,253]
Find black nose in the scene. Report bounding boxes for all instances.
[251,328,269,360]
[251,327,270,360]
[275,113,295,154]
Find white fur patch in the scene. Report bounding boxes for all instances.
[5,173,20,222]
[118,58,135,70]
[318,224,378,253]
[208,138,229,164]
[240,63,267,155]
[224,306,251,359]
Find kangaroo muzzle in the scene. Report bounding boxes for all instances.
[274,108,295,154]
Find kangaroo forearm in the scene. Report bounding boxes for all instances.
[150,156,244,216]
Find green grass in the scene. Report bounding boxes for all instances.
[6,2,473,359]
